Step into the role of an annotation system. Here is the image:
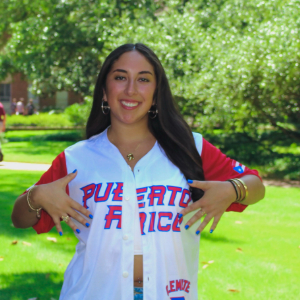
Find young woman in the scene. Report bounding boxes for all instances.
[11,43,265,300]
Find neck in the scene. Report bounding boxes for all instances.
[108,120,152,145]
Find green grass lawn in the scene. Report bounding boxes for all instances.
[1,170,299,299]
[1,141,74,164]
[1,130,82,164]
[0,170,78,300]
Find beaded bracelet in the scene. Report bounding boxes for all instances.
[26,186,42,219]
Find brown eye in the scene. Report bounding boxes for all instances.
[115,76,125,80]
[139,78,150,82]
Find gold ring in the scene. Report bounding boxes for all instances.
[61,215,70,223]
[200,209,206,216]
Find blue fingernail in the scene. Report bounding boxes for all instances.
[185,224,189,230]
[59,231,63,236]
[76,229,80,233]
[178,214,183,219]
[89,214,93,219]
[196,230,200,235]
[72,169,77,173]
[210,229,214,233]
[187,179,193,183]
[86,223,90,227]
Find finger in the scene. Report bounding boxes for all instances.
[209,215,222,234]
[59,169,78,186]
[71,200,94,220]
[62,217,81,234]
[179,200,203,218]
[194,214,212,234]
[53,216,64,236]
[187,179,211,191]
[184,209,207,229]
[68,208,91,228]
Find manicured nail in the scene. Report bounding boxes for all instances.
[76,229,80,233]
[185,224,189,230]
[210,229,214,233]
[89,214,93,219]
[196,230,200,235]
[187,179,193,183]
[86,223,90,227]
[72,169,77,173]
[59,231,63,236]
[178,214,183,219]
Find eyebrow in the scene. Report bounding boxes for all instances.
[112,69,153,76]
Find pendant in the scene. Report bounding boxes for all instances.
[127,153,134,161]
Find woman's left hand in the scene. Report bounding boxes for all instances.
[179,180,237,234]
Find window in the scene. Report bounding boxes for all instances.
[0,84,11,102]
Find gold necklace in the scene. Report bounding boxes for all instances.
[126,141,143,161]
[127,153,135,161]
[108,129,145,161]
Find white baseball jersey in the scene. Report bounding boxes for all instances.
[30,128,259,300]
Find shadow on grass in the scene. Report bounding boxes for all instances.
[200,231,244,244]
[0,272,63,300]
[6,130,83,142]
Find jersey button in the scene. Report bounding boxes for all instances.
[122,271,129,278]
[125,196,130,201]
[123,235,128,240]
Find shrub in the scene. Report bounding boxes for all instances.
[6,113,73,128]
[203,130,300,180]
[64,98,92,126]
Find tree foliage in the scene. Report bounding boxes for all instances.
[1,0,300,139]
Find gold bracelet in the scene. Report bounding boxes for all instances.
[27,186,42,219]
[232,178,245,203]
[235,178,248,201]
[229,179,242,202]
[228,179,241,202]
[233,179,244,202]
[227,179,239,202]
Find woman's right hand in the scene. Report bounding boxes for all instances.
[30,170,93,235]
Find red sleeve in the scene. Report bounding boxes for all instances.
[25,152,68,234]
[201,138,262,212]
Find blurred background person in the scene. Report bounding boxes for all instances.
[26,98,35,115]
[16,98,25,115]
[10,98,17,115]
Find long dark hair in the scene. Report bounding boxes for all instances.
[86,43,204,201]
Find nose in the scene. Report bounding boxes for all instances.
[125,79,137,96]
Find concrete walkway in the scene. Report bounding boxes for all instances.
[0,161,51,171]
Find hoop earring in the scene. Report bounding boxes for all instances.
[148,104,158,119]
[101,99,110,115]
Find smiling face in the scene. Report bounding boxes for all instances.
[103,51,156,127]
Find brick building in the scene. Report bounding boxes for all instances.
[0,73,83,114]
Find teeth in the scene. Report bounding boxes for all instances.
[121,101,139,107]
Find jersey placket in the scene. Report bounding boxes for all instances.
[133,164,157,300]
[121,164,137,300]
